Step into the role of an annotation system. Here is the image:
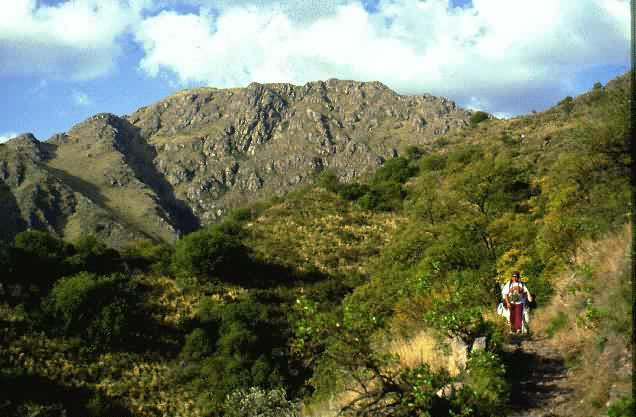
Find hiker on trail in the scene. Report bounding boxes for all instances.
[502,271,533,334]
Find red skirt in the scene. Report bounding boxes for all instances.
[510,303,523,331]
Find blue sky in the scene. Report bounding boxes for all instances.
[0,0,630,142]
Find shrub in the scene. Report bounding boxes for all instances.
[372,157,417,184]
[85,391,132,417]
[420,270,495,339]
[0,241,15,284]
[404,145,425,161]
[121,239,173,275]
[451,351,508,416]
[224,387,299,417]
[358,181,405,211]
[180,328,215,361]
[172,225,248,284]
[545,311,568,338]
[607,396,634,417]
[66,235,120,275]
[43,272,136,346]
[14,230,69,261]
[44,272,105,330]
[178,298,288,416]
[317,170,341,193]
[419,154,447,171]
[337,183,369,201]
[470,111,489,127]
[558,96,574,114]
[228,207,254,223]
[12,230,72,291]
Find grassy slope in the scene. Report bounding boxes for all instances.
[531,225,632,416]
[245,187,408,277]
[0,73,630,417]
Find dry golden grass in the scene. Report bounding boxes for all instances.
[302,329,471,417]
[530,224,632,417]
[142,275,201,327]
[247,188,408,277]
[532,224,631,337]
[388,329,468,377]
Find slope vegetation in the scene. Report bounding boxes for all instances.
[0,73,630,417]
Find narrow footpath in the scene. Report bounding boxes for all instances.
[503,335,573,417]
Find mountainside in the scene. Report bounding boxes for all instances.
[0,73,630,417]
[0,80,472,247]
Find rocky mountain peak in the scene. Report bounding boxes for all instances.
[1,79,474,247]
[5,133,45,161]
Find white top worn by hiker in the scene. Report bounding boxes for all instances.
[501,281,529,304]
[498,280,532,334]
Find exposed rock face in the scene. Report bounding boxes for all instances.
[0,79,472,247]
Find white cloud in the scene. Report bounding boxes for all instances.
[134,0,630,115]
[0,0,151,80]
[72,90,92,106]
[1,0,628,115]
[0,132,19,143]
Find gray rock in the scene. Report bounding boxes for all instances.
[472,337,487,352]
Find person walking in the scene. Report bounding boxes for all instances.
[502,271,533,334]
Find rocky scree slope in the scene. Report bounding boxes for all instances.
[0,80,471,247]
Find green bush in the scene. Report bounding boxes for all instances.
[172,225,248,284]
[389,364,451,417]
[85,391,132,417]
[181,328,215,361]
[545,311,568,338]
[558,96,574,114]
[178,298,288,416]
[607,396,634,417]
[0,241,15,283]
[65,235,120,275]
[227,207,254,223]
[451,351,508,416]
[372,157,417,184]
[12,230,72,291]
[224,387,299,417]
[43,272,136,346]
[419,154,447,171]
[470,111,489,127]
[337,183,369,201]
[403,146,425,161]
[358,181,405,211]
[317,170,341,193]
[121,239,173,275]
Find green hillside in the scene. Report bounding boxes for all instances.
[0,73,631,417]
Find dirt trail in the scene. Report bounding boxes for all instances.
[503,335,573,417]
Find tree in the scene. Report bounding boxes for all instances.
[372,157,417,184]
[12,230,73,292]
[172,225,248,284]
[66,235,120,275]
[470,111,489,127]
[42,272,137,347]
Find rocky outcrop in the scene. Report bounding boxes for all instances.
[0,79,472,247]
[126,79,471,226]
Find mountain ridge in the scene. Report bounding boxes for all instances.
[1,78,474,247]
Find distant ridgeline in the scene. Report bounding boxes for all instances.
[0,72,631,417]
[0,79,472,248]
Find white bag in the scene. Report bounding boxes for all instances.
[496,302,509,320]
[522,305,531,334]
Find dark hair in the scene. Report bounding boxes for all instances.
[511,271,520,278]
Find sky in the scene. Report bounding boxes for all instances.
[0,0,630,142]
